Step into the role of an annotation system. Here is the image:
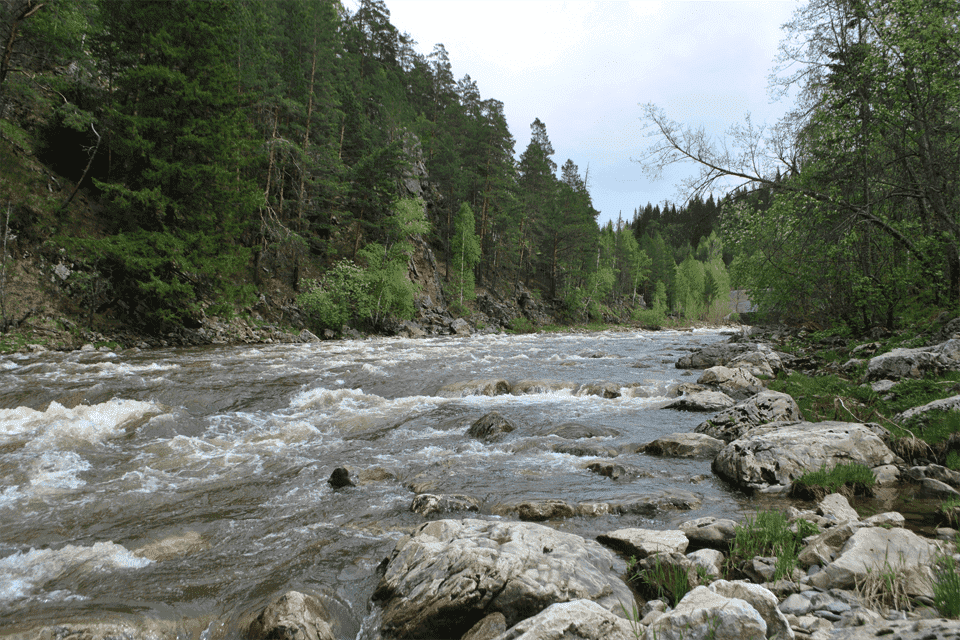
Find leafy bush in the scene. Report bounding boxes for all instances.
[507,316,535,334]
[297,260,372,333]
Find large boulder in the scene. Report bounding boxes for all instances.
[676,343,755,369]
[491,599,637,640]
[663,391,737,412]
[638,433,725,459]
[697,366,764,401]
[708,581,793,640]
[695,391,802,443]
[373,519,633,639]
[643,585,766,640]
[712,422,900,490]
[863,339,960,382]
[807,526,942,597]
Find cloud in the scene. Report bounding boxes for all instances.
[382,0,800,222]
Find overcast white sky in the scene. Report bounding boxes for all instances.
[379,0,802,226]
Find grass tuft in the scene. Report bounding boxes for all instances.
[789,462,876,501]
[727,509,818,581]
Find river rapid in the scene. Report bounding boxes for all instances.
[0,327,759,637]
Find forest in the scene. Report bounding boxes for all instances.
[0,0,957,337]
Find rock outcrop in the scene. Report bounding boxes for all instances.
[712,421,900,490]
[373,519,633,639]
[695,391,802,443]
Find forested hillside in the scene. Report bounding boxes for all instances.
[0,0,745,341]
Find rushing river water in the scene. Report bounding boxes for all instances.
[0,327,761,637]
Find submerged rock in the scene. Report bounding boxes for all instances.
[494,499,576,521]
[438,379,511,397]
[638,433,725,459]
[468,412,517,443]
[327,467,355,489]
[411,493,481,516]
[510,379,576,395]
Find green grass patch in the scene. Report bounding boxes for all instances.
[726,509,818,581]
[934,554,960,618]
[626,554,693,607]
[789,462,876,501]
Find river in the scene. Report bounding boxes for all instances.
[0,327,758,637]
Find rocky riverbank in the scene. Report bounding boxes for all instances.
[15,324,960,640]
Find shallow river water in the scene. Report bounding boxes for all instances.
[0,327,762,637]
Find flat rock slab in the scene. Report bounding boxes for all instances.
[664,391,736,412]
[373,518,633,639]
[638,432,725,459]
[596,528,689,558]
[827,618,960,640]
[712,421,900,490]
[490,599,636,640]
[678,517,739,551]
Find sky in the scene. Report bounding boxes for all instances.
[378,0,802,226]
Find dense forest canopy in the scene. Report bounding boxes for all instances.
[3,0,952,336]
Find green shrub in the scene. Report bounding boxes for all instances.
[790,462,876,501]
[297,260,372,333]
[507,316,535,334]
